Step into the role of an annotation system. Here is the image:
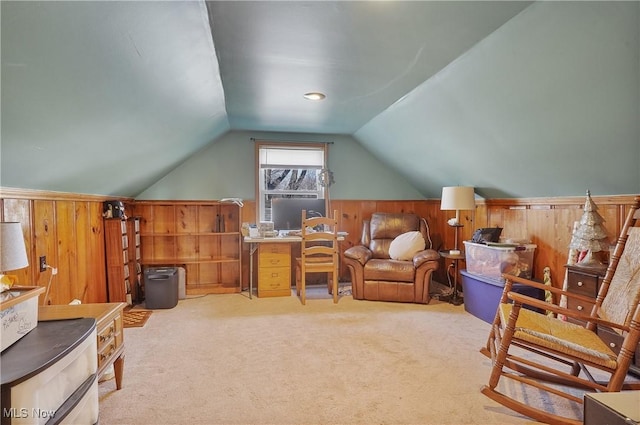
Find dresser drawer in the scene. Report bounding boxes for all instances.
[566,297,595,316]
[98,319,117,347]
[598,325,640,367]
[98,339,119,370]
[566,271,598,298]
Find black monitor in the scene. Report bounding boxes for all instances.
[271,198,326,231]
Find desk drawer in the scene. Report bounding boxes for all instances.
[259,244,290,268]
[260,254,289,268]
[259,266,290,290]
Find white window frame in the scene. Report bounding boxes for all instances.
[255,141,328,223]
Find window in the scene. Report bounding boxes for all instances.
[256,141,328,223]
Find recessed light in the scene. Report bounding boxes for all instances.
[303,92,326,101]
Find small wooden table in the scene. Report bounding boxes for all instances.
[39,302,127,389]
[439,250,465,305]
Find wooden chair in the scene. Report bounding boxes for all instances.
[295,209,339,305]
[480,196,640,425]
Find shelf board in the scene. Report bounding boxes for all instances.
[186,284,240,295]
[141,258,239,265]
[140,232,239,237]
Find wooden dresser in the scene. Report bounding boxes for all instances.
[257,243,291,297]
[39,302,127,389]
[565,264,608,325]
[565,264,640,375]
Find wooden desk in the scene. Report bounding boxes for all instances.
[39,302,127,389]
[244,235,346,299]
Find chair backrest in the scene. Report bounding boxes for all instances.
[598,202,640,327]
[300,209,339,263]
[363,213,425,259]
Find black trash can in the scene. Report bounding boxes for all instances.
[144,267,179,309]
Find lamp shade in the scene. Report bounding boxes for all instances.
[441,186,476,211]
[0,222,29,272]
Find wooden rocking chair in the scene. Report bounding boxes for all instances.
[480,196,640,425]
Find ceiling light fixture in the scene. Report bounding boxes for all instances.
[303,92,326,101]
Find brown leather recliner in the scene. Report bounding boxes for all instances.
[343,213,439,304]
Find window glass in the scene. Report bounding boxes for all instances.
[256,142,327,222]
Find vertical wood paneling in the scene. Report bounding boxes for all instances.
[154,205,176,233]
[1,189,114,305]
[177,204,197,233]
[75,202,91,302]
[86,202,107,303]
[33,200,56,304]
[54,201,76,303]
[1,199,32,286]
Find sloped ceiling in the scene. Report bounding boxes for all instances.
[1,1,532,197]
[2,1,638,199]
[206,1,532,134]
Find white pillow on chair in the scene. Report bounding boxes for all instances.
[389,231,426,260]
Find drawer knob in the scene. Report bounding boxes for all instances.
[577,305,583,311]
[609,342,616,348]
[577,281,584,287]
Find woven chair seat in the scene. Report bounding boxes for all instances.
[499,304,617,369]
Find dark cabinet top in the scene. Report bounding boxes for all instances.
[1,318,96,387]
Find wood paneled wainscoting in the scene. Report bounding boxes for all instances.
[2,187,637,305]
[242,195,639,294]
[0,188,126,305]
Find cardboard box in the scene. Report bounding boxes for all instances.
[463,241,536,282]
[460,270,545,324]
[1,286,44,351]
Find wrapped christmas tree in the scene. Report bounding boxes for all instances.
[569,190,609,266]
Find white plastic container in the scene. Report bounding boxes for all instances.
[463,241,536,282]
[1,286,44,351]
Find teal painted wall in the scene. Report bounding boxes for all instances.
[355,1,640,199]
[136,130,424,200]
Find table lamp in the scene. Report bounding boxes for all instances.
[1,222,29,290]
[441,186,476,252]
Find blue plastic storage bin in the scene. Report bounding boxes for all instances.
[460,270,545,324]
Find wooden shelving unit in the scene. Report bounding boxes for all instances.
[132,201,241,295]
[127,217,142,303]
[104,218,131,303]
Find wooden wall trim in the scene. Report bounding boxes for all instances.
[0,187,133,202]
[483,194,637,207]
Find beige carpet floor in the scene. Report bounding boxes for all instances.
[98,288,587,425]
